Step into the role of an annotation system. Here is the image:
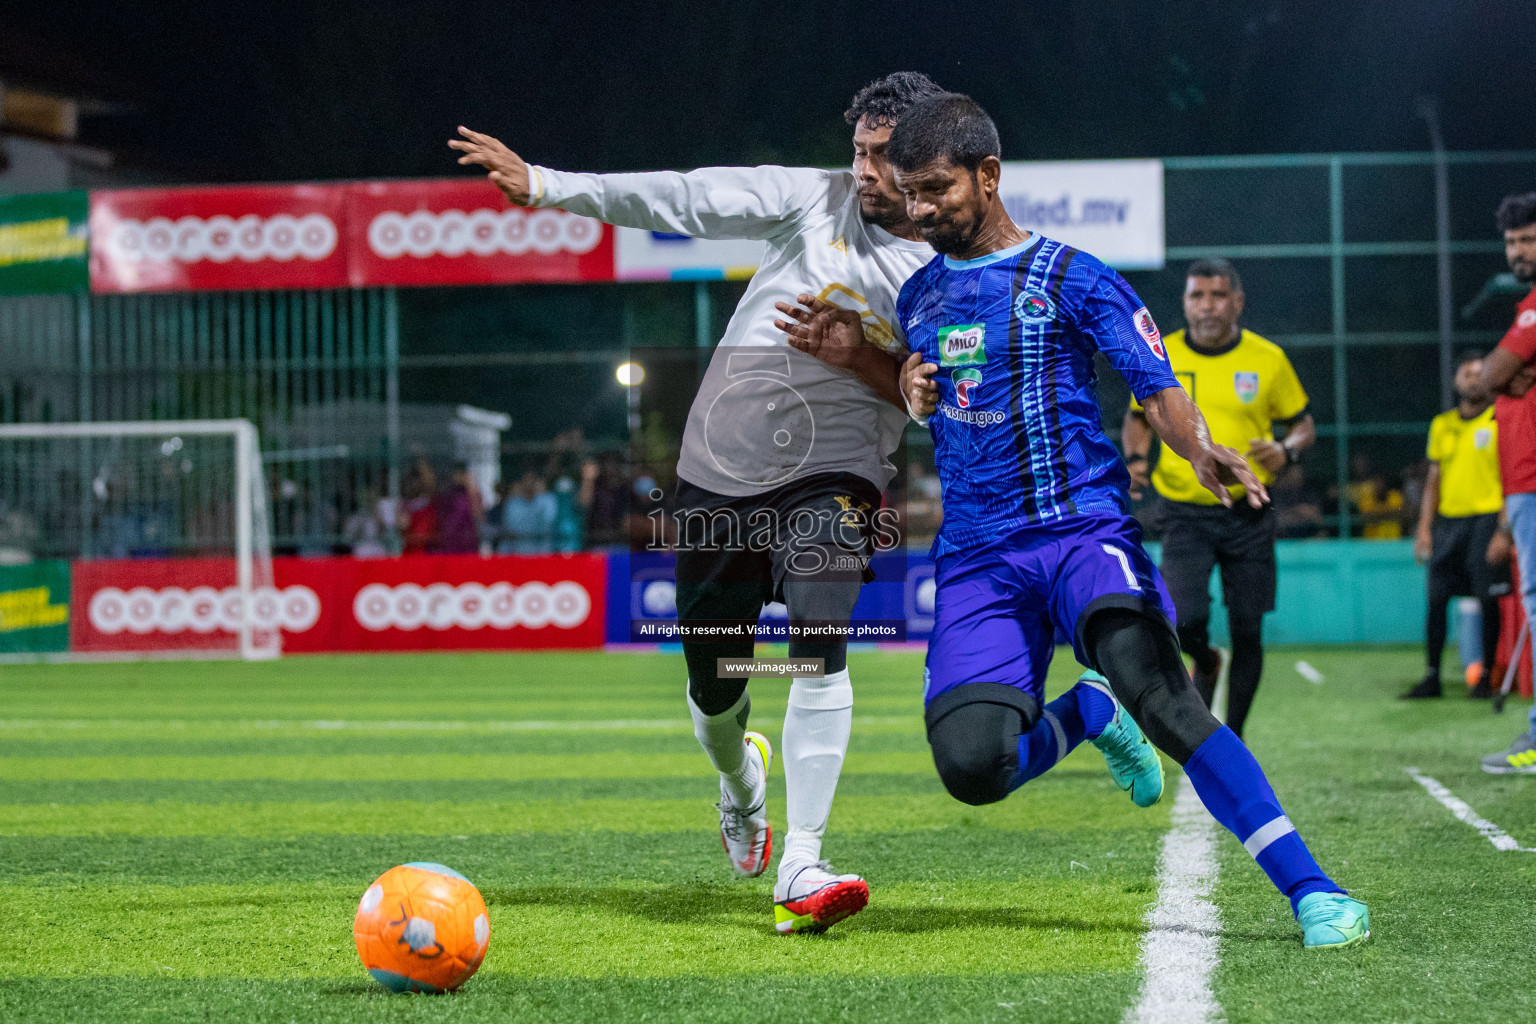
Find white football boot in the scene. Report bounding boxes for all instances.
[718,731,773,877]
[773,859,869,934]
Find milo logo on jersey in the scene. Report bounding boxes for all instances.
[938,324,986,366]
[953,368,983,408]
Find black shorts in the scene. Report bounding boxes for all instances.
[1429,513,1512,600]
[673,472,881,625]
[1156,498,1277,632]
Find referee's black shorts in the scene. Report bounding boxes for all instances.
[1156,498,1277,633]
[1428,512,1511,600]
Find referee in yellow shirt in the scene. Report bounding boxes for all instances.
[1122,258,1315,738]
[1401,352,1509,700]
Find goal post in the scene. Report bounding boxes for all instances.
[0,419,280,660]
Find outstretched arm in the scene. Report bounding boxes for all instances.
[450,126,826,239]
[1140,386,1269,508]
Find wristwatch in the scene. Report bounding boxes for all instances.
[1125,453,1148,466]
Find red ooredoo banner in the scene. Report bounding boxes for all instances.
[69,554,606,654]
[90,185,350,293]
[345,179,614,286]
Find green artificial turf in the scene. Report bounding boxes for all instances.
[1,647,1533,1022]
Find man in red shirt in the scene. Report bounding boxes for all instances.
[1480,192,1536,774]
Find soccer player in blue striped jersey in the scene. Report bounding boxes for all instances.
[775,93,1369,950]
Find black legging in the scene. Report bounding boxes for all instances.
[1089,609,1221,765]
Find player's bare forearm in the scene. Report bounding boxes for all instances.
[773,295,904,409]
[849,347,906,411]
[1483,347,1534,397]
[1284,412,1317,453]
[1121,409,1153,459]
[1416,463,1440,539]
[1139,387,1212,464]
[1120,409,1153,499]
[1141,386,1268,507]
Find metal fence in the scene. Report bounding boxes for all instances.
[3,149,1535,549]
[1135,150,1536,535]
[0,289,398,552]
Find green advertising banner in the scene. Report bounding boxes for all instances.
[0,561,72,654]
[0,191,90,294]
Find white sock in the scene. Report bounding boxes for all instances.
[780,668,853,870]
[687,684,758,809]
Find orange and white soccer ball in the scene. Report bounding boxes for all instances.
[353,862,490,993]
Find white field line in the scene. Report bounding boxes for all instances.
[1125,774,1223,1024]
[1405,767,1536,853]
[0,715,915,733]
[1294,661,1325,684]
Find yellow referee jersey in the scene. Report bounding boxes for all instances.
[1130,328,1309,505]
[1427,406,1501,518]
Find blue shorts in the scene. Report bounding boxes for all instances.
[923,513,1176,708]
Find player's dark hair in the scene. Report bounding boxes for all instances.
[1495,192,1536,232]
[1185,257,1243,293]
[887,93,1001,173]
[1456,348,1486,368]
[844,72,945,129]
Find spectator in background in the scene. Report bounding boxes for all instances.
[343,486,389,558]
[550,460,597,553]
[629,467,671,549]
[499,467,556,554]
[585,454,631,547]
[1270,464,1328,539]
[545,427,589,485]
[1346,452,1403,539]
[437,463,483,554]
[402,458,439,554]
[1480,191,1536,773]
[1401,352,1508,700]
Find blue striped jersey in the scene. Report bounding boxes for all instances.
[898,233,1180,557]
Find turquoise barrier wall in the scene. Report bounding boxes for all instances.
[1147,539,1424,646]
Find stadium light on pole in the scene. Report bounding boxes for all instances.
[618,361,644,434]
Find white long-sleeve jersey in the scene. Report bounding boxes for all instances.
[530,163,932,496]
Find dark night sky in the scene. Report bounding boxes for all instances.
[3,0,1535,183]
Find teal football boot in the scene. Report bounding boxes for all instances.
[1297,892,1370,949]
[1082,671,1164,808]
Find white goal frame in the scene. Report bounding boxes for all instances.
[0,418,279,661]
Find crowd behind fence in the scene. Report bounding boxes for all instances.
[2,150,1534,559]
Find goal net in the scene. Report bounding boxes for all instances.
[0,419,279,660]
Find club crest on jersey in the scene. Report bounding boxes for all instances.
[1475,427,1493,450]
[1133,306,1165,359]
[953,367,983,408]
[938,323,986,366]
[1013,289,1057,324]
[1519,308,1536,329]
[1234,371,1259,404]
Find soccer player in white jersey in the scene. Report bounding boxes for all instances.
[451,73,942,933]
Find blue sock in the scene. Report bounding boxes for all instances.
[1010,678,1118,791]
[1184,726,1343,915]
